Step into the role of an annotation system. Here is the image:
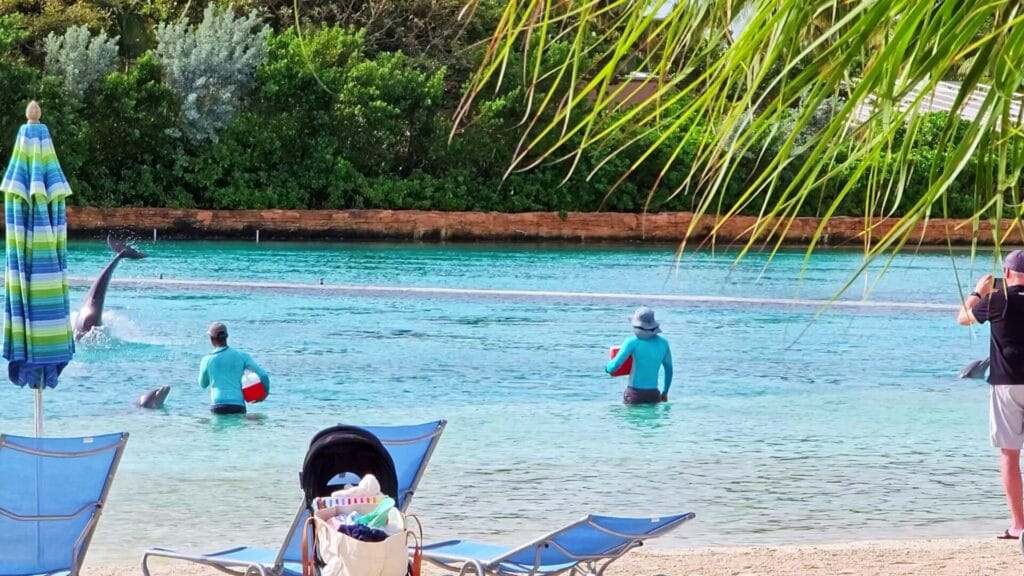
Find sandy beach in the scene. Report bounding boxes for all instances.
[87,537,1023,576]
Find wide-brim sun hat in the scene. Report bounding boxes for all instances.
[630,307,661,333]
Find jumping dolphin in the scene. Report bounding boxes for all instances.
[135,386,170,409]
[73,235,146,340]
[958,358,990,379]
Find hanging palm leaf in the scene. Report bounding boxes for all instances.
[457,0,1024,293]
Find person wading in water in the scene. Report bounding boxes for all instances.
[198,322,270,415]
[606,307,673,405]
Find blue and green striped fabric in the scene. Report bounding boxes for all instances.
[2,122,74,388]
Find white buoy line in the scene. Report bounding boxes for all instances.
[66,276,956,312]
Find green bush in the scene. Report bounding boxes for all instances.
[0,58,40,141]
[174,26,448,209]
[0,20,1008,218]
[75,54,184,206]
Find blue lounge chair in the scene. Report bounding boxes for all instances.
[0,432,129,576]
[141,420,446,576]
[421,513,695,576]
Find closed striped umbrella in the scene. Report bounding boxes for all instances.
[2,102,74,436]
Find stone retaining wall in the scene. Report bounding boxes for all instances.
[50,207,1024,245]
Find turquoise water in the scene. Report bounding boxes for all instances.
[0,241,1002,563]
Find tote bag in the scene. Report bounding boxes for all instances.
[303,507,409,576]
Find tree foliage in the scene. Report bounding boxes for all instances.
[457,0,1024,273]
[0,13,27,55]
[44,25,119,98]
[242,0,489,59]
[0,0,107,57]
[154,3,267,141]
[0,0,1004,242]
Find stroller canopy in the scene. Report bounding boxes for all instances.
[301,425,399,504]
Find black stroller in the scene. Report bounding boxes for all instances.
[299,425,406,576]
[300,425,400,503]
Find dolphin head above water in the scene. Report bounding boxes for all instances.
[958,358,990,379]
[136,386,170,409]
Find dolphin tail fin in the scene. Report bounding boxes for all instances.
[107,234,146,260]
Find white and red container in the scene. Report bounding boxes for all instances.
[241,370,268,403]
[609,346,634,377]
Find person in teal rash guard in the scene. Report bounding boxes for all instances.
[198,322,270,415]
[606,307,673,404]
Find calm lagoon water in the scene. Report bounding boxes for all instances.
[0,241,1004,562]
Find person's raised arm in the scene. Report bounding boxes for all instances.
[606,337,638,374]
[959,273,995,326]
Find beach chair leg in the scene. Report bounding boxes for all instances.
[243,564,269,576]
[593,547,633,576]
[141,551,154,576]
[139,549,257,576]
[455,560,486,576]
[528,545,544,576]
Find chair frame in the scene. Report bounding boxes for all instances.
[0,432,129,576]
[422,512,696,576]
[141,421,447,576]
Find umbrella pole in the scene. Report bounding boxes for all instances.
[34,387,42,437]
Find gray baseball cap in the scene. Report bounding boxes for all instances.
[207,321,228,338]
[1006,250,1024,273]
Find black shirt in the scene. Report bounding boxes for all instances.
[973,285,1024,384]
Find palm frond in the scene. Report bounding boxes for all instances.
[458,0,1024,285]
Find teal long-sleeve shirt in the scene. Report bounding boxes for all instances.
[198,346,270,406]
[606,335,673,392]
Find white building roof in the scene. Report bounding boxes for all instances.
[851,80,1024,126]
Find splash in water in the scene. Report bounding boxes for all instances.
[72,309,145,348]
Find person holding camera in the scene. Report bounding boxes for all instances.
[958,250,1024,539]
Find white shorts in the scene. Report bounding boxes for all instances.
[990,385,1024,449]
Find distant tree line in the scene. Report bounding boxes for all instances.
[0,2,983,215]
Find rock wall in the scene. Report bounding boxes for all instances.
[52,206,1024,245]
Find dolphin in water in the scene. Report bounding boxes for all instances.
[958,358,990,379]
[73,235,146,340]
[135,386,170,409]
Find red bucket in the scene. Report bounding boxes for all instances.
[609,346,633,377]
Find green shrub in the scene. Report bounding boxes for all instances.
[44,25,118,98]
[154,5,268,142]
[0,21,1009,217]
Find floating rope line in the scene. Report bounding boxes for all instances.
[66,277,955,311]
